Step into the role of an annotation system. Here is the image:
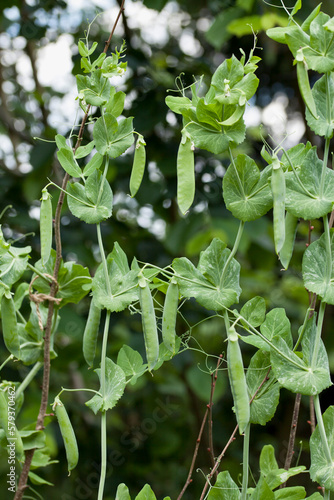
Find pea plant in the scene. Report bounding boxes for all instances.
[1,1,334,499]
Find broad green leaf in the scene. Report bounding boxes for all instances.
[285,149,334,220]
[291,0,301,16]
[172,238,241,311]
[261,309,292,348]
[86,357,126,414]
[305,74,334,138]
[57,148,82,178]
[33,250,91,307]
[310,406,334,491]
[274,487,307,499]
[83,152,104,177]
[303,230,334,304]
[302,13,334,72]
[67,171,113,224]
[266,25,300,45]
[31,448,58,469]
[74,140,95,159]
[196,98,222,130]
[270,334,331,396]
[134,484,157,500]
[186,115,246,154]
[240,296,266,327]
[0,245,31,288]
[165,96,192,114]
[223,154,272,221]
[92,248,138,312]
[211,55,244,93]
[93,114,134,158]
[259,445,305,491]
[280,142,313,171]
[250,476,274,500]
[116,483,131,500]
[247,351,280,425]
[301,5,322,32]
[105,90,126,117]
[285,29,310,59]
[214,73,259,105]
[207,471,241,500]
[20,430,46,450]
[117,345,146,383]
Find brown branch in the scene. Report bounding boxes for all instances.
[13,3,126,498]
[177,355,223,500]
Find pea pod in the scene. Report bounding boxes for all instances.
[53,396,79,474]
[177,134,195,214]
[296,51,318,120]
[162,278,179,354]
[271,158,285,255]
[1,294,20,359]
[279,212,299,270]
[130,135,146,197]
[0,389,24,462]
[227,326,249,435]
[83,299,101,368]
[138,276,159,371]
[40,188,53,265]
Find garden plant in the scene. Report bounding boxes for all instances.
[1,0,334,499]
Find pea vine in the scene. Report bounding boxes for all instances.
[1,0,334,499]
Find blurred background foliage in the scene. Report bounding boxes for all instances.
[1,0,334,498]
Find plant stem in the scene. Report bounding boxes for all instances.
[0,355,14,372]
[241,423,250,500]
[311,300,326,371]
[96,223,112,500]
[228,147,245,197]
[16,362,43,401]
[314,395,332,465]
[220,219,245,286]
[320,137,331,197]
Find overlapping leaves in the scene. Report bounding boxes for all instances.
[172,238,241,311]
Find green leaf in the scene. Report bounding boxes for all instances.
[261,308,292,348]
[291,0,301,16]
[83,152,104,177]
[305,74,334,138]
[310,406,334,491]
[270,332,331,396]
[274,487,306,499]
[259,445,306,491]
[86,357,126,414]
[116,483,131,500]
[92,245,138,312]
[67,171,113,224]
[240,296,266,327]
[266,26,300,45]
[93,114,134,158]
[165,96,192,114]
[117,345,146,383]
[303,230,334,304]
[172,238,241,311]
[285,149,334,220]
[223,154,272,221]
[33,250,91,307]
[57,148,82,178]
[247,351,280,425]
[207,471,241,499]
[250,476,274,500]
[134,484,157,500]
[74,141,95,159]
[302,13,334,72]
[105,90,126,117]
[0,245,31,288]
[21,430,46,450]
[31,448,59,469]
[55,134,69,150]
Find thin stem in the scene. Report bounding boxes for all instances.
[0,354,14,372]
[314,395,332,465]
[311,300,326,370]
[241,423,250,500]
[16,362,43,401]
[281,393,301,488]
[26,263,52,283]
[220,220,245,287]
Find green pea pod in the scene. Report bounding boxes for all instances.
[162,278,179,354]
[0,389,24,462]
[130,136,146,197]
[1,294,20,359]
[177,135,195,214]
[53,396,79,474]
[271,159,286,255]
[279,212,299,270]
[138,276,159,371]
[40,188,53,265]
[296,58,318,120]
[83,299,101,368]
[227,327,250,435]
